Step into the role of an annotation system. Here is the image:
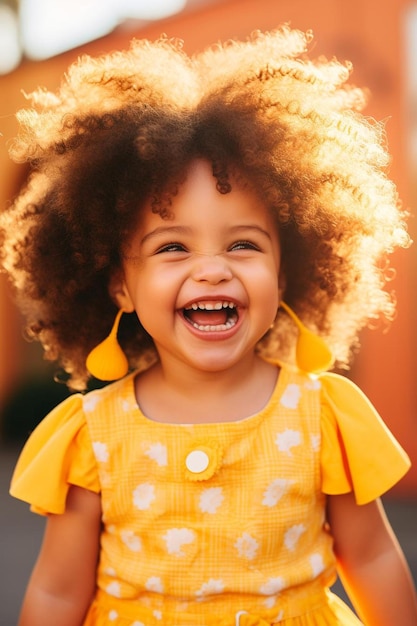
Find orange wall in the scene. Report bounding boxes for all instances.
[1,0,416,492]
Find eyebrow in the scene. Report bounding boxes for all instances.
[140,223,273,246]
[140,225,193,246]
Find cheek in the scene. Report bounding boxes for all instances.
[262,286,280,314]
[250,264,280,309]
[126,267,180,316]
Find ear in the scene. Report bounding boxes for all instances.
[109,269,135,313]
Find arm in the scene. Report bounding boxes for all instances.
[327,492,417,626]
[18,485,102,626]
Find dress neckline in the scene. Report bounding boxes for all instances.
[120,362,298,429]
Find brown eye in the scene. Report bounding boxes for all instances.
[156,243,187,254]
[229,240,260,251]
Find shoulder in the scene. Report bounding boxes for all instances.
[10,392,100,514]
[318,372,411,503]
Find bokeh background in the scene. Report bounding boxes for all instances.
[0,0,416,623]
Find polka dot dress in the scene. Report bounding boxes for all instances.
[10,363,410,625]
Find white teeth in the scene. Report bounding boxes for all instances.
[191,319,237,332]
[186,301,236,311]
[183,300,238,332]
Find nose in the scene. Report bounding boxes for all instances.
[191,252,233,284]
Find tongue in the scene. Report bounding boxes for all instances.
[186,309,229,326]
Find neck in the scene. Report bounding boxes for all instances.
[134,353,279,424]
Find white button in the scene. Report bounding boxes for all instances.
[185,450,210,473]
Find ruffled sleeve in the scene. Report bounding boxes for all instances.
[9,394,100,515]
[320,372,411,504]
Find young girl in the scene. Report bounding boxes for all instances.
[1,27,416,626]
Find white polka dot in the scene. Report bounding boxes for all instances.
[195,578,225,599]
[145,576,164,593]
[162,528,195,556]
[304,378,321,390]
[133,483,156,510]
[121,530,142,552]
[234,533,259,560]
[284,524,306,551]
[259,577,285,596]
[262,479,292,507]
[199,487,224,514]
[92,441,109,463]
[275,429,302,455]
[109,610,118,621]
[310,553,326,576]
[106,581,121,597]
[145,443,168,467]
[280,384,301,409]
[310,433,320,451]
[104,567,117,576]
[83,395,100,412]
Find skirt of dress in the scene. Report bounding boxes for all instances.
[83,588,363,626]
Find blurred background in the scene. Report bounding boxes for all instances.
[0,0,416,623]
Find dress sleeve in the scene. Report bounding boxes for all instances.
[9,394,100,515]
[320,372,411,504]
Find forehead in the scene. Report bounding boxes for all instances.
[139,159,276,231]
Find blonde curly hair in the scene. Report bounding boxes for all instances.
[0,26,410,389]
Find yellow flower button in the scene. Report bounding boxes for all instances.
[184,441,222,481]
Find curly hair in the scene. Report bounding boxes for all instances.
[0,27,410,389]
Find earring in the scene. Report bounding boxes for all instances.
[86,309,129,381]
[280,302,334,373]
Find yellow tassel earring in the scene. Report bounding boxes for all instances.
[86,309,129,381]
[280,302,334,373]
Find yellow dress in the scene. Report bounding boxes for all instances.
[10,364,410,626]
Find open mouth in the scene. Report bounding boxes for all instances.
[182,301,239,332]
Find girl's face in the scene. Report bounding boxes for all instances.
[116,159,282,376]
